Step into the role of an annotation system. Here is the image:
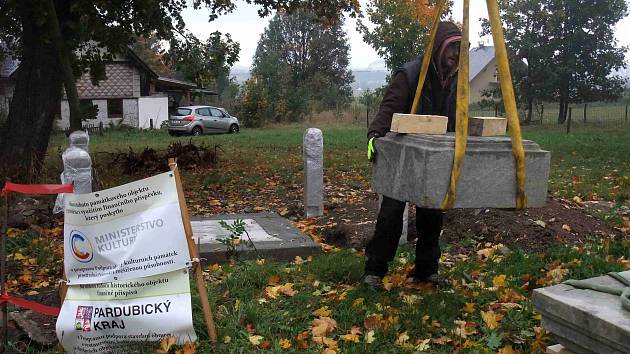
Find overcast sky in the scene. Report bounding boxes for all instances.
[181,1,630,71]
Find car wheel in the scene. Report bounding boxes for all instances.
[192,126,203,136]
[229,124,239,134]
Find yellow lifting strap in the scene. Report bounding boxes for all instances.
[410,0,527,210]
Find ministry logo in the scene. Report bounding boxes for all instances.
[70,230,94,263]
[74,305,93,332]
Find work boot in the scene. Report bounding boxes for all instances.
[361,274,383,290]
[413,273,450,288]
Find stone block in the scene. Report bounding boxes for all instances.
[390,114,448,134]
[372,133,550,208]
[469,117,507,136]
[192,213,320,263]
[533,270,630,354]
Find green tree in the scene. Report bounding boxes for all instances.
[357,0,452,73]
[168,32,240,93]
[484,0,627,124]
[550,0,627,123]
[243,8,354,123]
[359,86,386,115]
[0,0,360,179]
[481,0,554,123]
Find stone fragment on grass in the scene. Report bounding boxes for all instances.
[533,270,630,354]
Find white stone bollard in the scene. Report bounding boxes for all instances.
[378,194,409,245]
[69,130,90,152]
[303,128,324,217]
[53,131,93,213]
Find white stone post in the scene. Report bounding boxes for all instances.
[53,131,93,213]
[303,128,324,217]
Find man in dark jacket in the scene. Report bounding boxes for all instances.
[364,21,461,288]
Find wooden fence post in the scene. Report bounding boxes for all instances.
[583,103,587,123]
[150,119,154,130]
[366,107,369,130]
[626,105,628,122]
[540,104,544,124]
[168,159,218,343]
[567,107,572,134]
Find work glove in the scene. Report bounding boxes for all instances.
[367,137,377,162]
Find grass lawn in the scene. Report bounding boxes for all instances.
[47,123,630,205]
[13,124,628,353]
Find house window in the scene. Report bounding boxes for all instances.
[79,99,99,120]
[107,99,123,118]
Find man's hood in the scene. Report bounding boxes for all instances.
[432,21,462,85]
[433,21,462,57]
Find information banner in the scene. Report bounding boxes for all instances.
[56,270,197,353]
[64,172,191,284]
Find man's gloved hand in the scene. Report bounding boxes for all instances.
[367,137,377,162]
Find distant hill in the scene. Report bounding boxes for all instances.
[229,65,389,95]
[350,70,389,93]
[230,65,251,83]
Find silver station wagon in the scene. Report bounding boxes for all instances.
[168,105,240,136]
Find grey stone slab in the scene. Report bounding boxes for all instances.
[372,133,550,208]
[191,213,320,263]
[532,270,630,354]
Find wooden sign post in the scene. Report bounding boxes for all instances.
[168,159,218,342]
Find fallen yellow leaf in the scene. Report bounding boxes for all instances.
[155,336,176,354]
[493,274,507,288]
[12,253,27,261]
[265,283,297,299]
[546,267,569,284]
[181,341,196,354]
[268,275,280,285]
[365,330,376,344]
[453,320,477,338]
[313,306,332,317]
[433,336,452,345]
[395,331,410,346]
[481,310,502,330]
[207,264,221,272]
[415,338,431,351]
[340,326,361,343]
[311,317,337,337]
[248,335,264,346]
[279,338,292,349]
[352,298,365,308]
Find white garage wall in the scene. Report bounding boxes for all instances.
[138,96,168,129]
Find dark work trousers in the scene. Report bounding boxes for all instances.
[365,196,443,279]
